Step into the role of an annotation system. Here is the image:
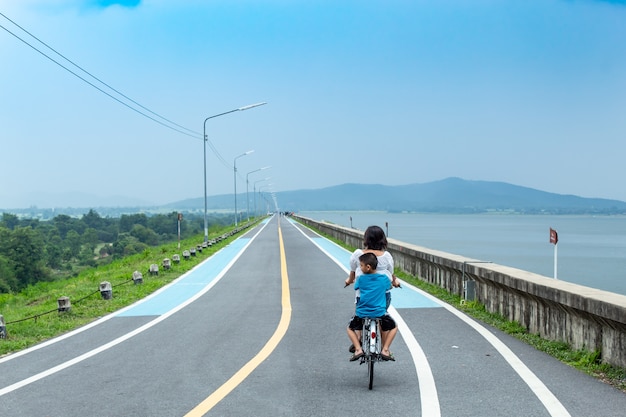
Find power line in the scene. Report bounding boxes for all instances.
[0,12,200,137]
[0,20,198,139]
[0,12,233,170]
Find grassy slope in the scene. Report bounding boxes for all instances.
[0,223,249,356]
[2,219,624,393]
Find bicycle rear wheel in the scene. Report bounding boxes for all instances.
[368,358,374,390]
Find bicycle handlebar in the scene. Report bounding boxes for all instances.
[344,282,402,288]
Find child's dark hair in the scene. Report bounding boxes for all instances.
[359,252,378,270]
[363,225,388,250]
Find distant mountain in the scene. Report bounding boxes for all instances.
[5,178,626,216]
[169,178,626,215]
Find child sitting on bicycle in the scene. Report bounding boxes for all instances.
[345,225,400,310]
[347,252,398,362]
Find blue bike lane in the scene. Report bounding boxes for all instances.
[0,220,272,398]
[116,238,252,317]
[286,218,608,417]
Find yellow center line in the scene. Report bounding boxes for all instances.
[184,221,292,417]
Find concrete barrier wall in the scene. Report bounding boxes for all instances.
[294,215,626,368]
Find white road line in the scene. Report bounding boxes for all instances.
[290,219,571,417]
[289,220,438,416]
[390,305,441,417]
[0,221,270,397]
[400,280,572,417]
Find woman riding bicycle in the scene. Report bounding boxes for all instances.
[346,252,398,362]
[345,225,400,308]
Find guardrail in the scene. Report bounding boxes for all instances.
[294,215,626,369]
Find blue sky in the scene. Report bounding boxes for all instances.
[1,0,625,209]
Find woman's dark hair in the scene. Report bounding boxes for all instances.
[359,252,378,269]
[363,225,387,250]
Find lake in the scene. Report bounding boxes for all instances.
[298,211,626,296]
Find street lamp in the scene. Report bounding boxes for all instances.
[246,166,271,221]
[253,178,271,217]
[260,190,270,214]
[234,150,254,226]
[202,102,266,242]
[271,191,279,213]
[259,185,271,212]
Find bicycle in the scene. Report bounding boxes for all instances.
[345,278,399,390]
[359,317,383,390]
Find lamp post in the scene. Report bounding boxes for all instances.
[253,178,271,218]
[234,150,254,226]
[260,191,270,214]
[202,102,266,242]
[246,166,270,221]
[258,184,272,216]
[270,192,279,213]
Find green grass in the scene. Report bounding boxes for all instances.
[298,220,626,393]
[3,217,625,393]
[0,222,258,357]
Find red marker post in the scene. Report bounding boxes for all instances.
[550,228,558,279]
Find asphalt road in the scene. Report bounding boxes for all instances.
[1,215,625,416]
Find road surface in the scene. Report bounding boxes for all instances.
[1,215,624,416]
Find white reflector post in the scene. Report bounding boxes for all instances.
[57,296,71,313]
[0,314,6,339]
[99,281,112,300]
[132,271,143,285]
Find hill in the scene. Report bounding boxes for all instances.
[5,178,626,217]
[169,177,626,215]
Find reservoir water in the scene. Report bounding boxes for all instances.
[299,211,626,296]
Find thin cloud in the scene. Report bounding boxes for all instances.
[89,0,141,8]
[20,0,143,12]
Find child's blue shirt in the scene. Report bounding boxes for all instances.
[354,272,388,318]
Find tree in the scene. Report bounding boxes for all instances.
[0,254,17,293]
[1,213,19,230]
[119,213,148,233]
[45,235,64,269]
[82,228,99,250]
[65,230,82,259]
[81,209,103,230]
[111,233,147,258]
[1,226,48,289]
[130,224,159,246]
[78,246,96,267]
[52,214,72,239]
[0,210,216,288]
[99,244,113,258]
[147,212,178,237]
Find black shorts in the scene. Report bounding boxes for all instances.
[348,314,396,332]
